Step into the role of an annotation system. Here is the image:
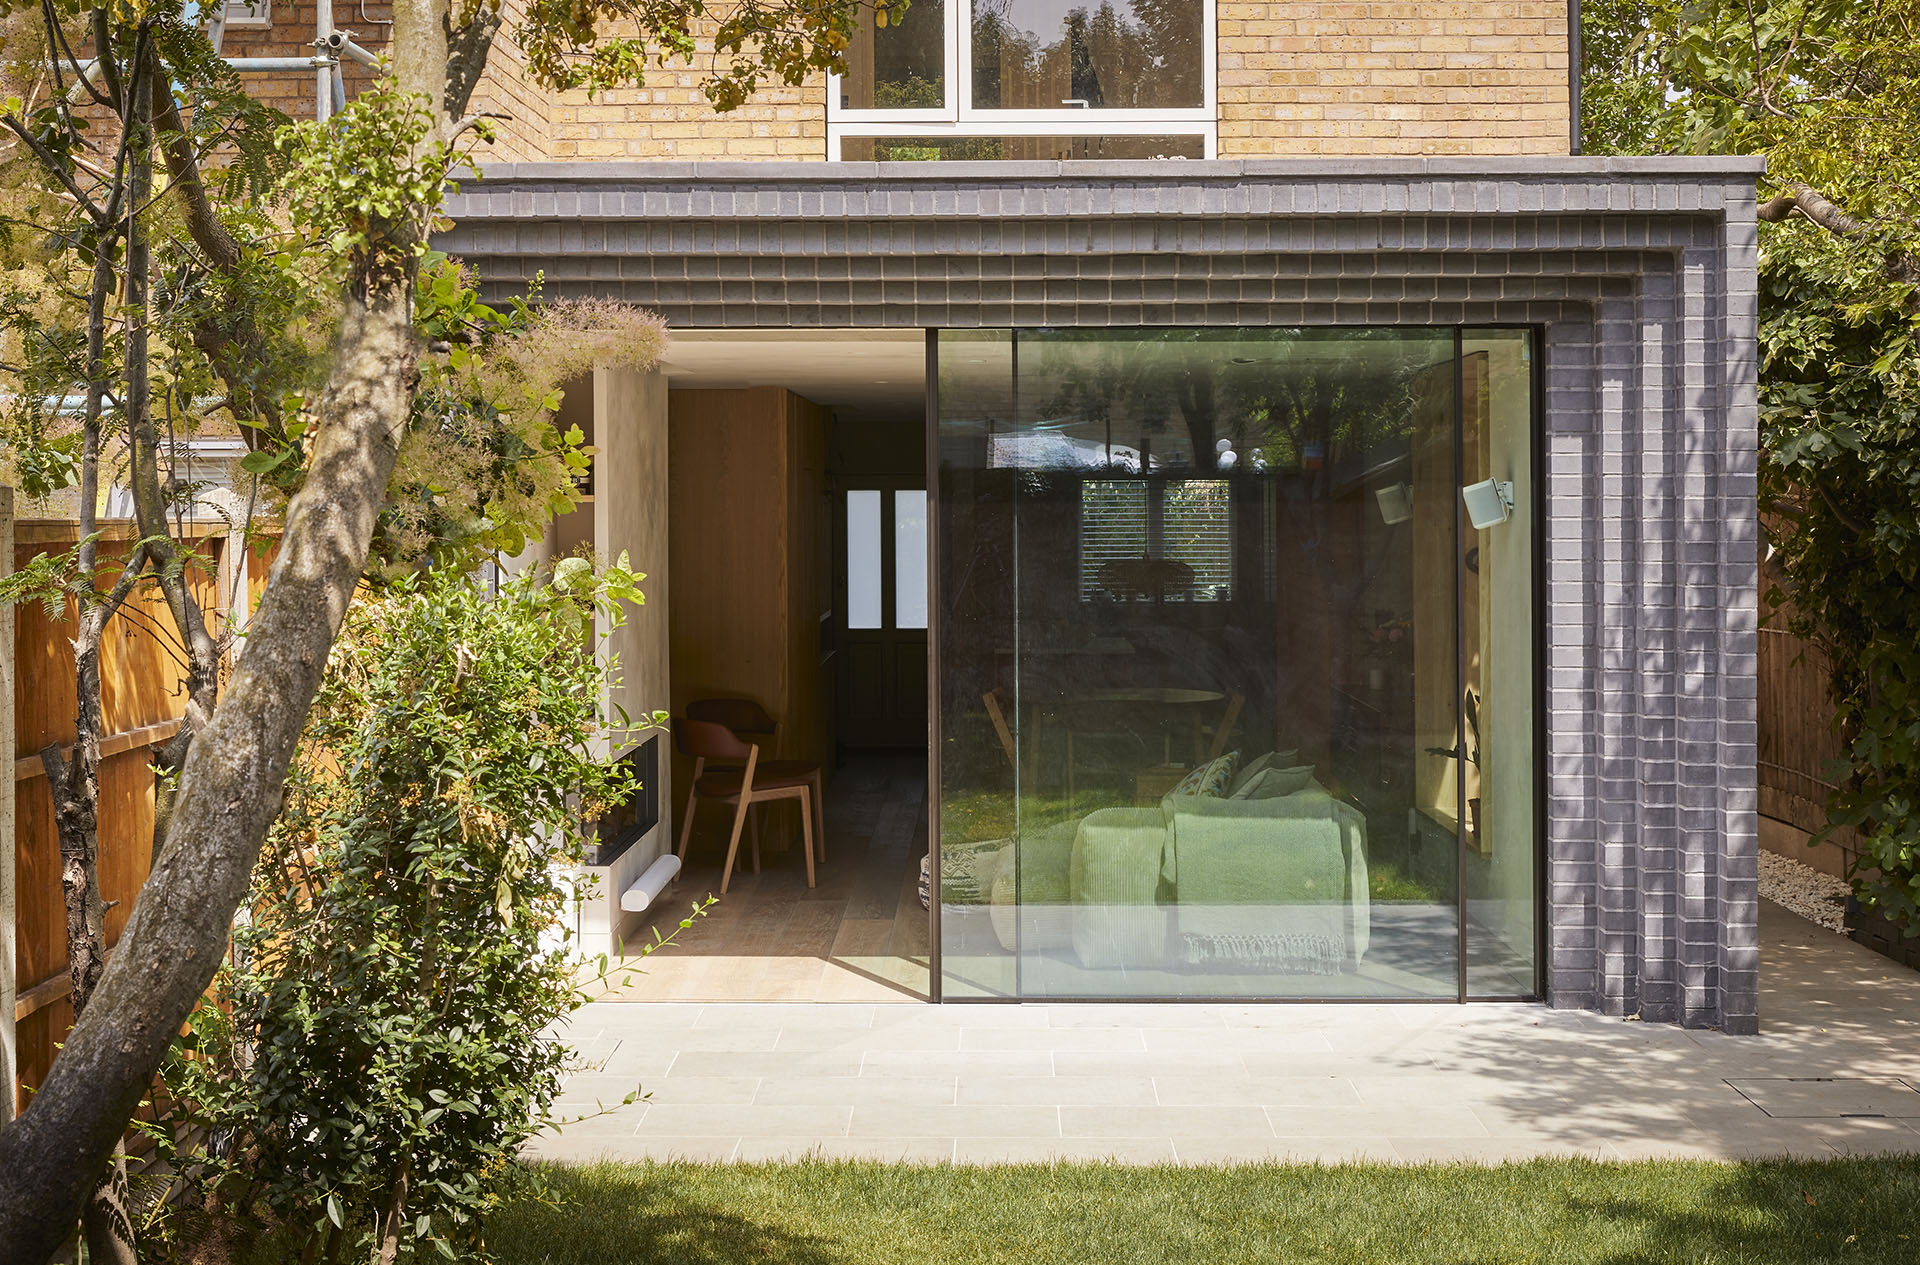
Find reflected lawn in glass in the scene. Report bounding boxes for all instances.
[934,328,1534,1002]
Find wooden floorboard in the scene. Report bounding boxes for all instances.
[608,754,931,1002]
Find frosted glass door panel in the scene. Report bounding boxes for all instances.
[896,490,930,629]
[848,490,884,630]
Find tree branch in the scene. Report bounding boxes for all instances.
[0,115,107,225]
[146,50,242,275]
[1756,180,1866,236]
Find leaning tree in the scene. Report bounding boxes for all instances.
[0,0,876,1258]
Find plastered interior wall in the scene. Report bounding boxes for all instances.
[587,366,673,954]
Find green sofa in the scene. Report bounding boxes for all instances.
[982,782,1371,972]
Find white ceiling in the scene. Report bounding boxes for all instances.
[658,330,927,424]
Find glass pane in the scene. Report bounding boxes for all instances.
[847,489,884,630]
[1461,330,1538,997]
[971,0,1204,110]
[841,0,947,111]
[937,328,1475,1000]
[896,490,929,630]
[840,134,1205,160]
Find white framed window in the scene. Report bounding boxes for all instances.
[828,0,1216,160]
[221,0,271,28]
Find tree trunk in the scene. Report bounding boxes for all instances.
[0,267,419,1265]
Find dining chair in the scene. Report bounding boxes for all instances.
[685,696,817,865]
[982,688,1018,771]
[672,716,823,894]
[1203,693,1246,763]
[687,696,779,742]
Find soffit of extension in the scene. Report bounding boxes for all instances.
[659,330,926,424]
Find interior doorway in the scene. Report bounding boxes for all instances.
[834,414,931,752]
[599,330,935,1003]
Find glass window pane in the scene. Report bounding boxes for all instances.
[847,489,884,630]
[840,134,1205,161]
[937,328,1503,1002]
[896,490,929,630]
[841,0,947,110]
[971,0,1205,110]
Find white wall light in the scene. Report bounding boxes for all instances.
[1461,478,1515,530]
[1375,483,1413,525]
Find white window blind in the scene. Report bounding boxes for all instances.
[1079,480,1148,600]
[1163,479,1233,601]
[1079,478,1233,602]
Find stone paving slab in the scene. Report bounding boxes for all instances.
[533,902,1920,1165]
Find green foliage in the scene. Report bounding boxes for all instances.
[141,559,666,1262]
[1583,1,1920,930]
[279,82,453,275]
[510,0,872,110]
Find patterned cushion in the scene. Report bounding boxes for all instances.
[1169,751,1239,800]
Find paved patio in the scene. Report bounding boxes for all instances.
[536,900,1920,1164]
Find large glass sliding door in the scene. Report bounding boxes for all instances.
[932,328,1538,1000]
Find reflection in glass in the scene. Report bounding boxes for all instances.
[839,134,1204,161]
[971,0,1204,109]
[848,489,883,630]
[896,490,930,630]
[842,0,947,111]
[1462,330,1538,997]
[936,329,1536,1000]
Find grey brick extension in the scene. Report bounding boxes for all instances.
[438,156,1767,1032]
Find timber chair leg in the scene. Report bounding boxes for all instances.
[675,755,705,863]
[749,802,762,874]
[719,792,753,895]
[809,769,826,863]
[716,742,762,895]
[798,786,817,888]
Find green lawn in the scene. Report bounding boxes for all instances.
[488,1157,1920,1265]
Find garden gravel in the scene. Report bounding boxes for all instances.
[1759,848,1850,933]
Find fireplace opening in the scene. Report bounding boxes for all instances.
[585,734,660,867]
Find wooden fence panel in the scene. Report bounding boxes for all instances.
[1757,619,1859,860]
[9,520,233,1113]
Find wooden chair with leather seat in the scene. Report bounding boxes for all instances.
[686,696,824,865]
[687,697,779,744]
[673,716,823,895]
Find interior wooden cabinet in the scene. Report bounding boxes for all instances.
[666,387,833,844]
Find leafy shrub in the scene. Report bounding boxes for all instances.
[1761,239,1920,933]
[144,557,664,1261]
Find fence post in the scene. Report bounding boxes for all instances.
[1,484,16,1121]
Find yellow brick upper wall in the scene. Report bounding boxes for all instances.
[539,20,826,162]
[224,1,1570,161]
[1215,1,1571,156]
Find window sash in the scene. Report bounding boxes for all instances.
[828,0,1217,148]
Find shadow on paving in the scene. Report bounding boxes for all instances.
[1414,899,1920,1161]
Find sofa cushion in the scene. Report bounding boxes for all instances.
[1229,764,1317,800]
[1226,749,1300,796]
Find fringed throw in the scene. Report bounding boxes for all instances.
[1182,931,1346,974]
